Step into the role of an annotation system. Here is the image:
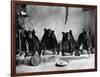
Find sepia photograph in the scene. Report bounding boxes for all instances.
[11,1,97,76]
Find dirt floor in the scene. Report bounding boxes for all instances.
[16,54,95,73]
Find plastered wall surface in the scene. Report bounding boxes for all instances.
[24,5,94,41]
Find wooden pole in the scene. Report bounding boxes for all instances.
[19,29,21,52]
[65,7,68,24]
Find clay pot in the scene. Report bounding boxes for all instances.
[30,53,41,66]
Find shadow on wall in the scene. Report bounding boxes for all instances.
[23,5,95,42]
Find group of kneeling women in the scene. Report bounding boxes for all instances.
[16,28,95,57]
